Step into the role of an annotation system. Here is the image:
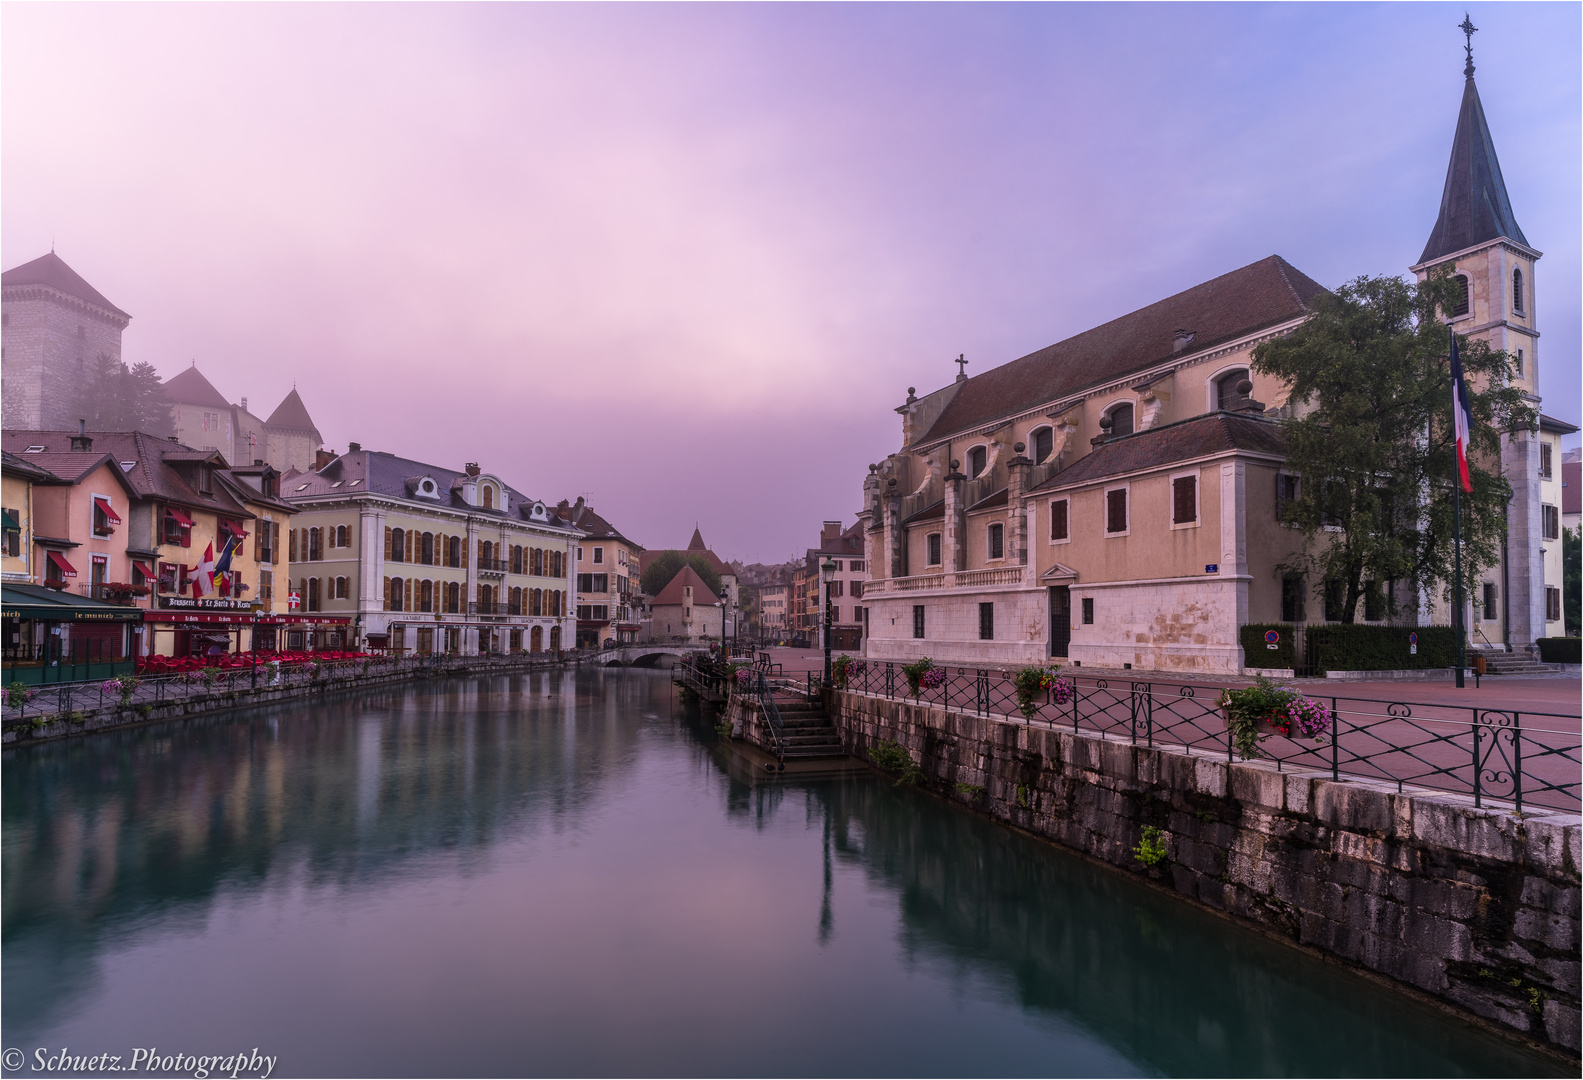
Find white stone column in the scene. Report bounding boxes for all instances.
[1503,429,1543,652]
[1220,461,1250,668]
[360,506,386,640]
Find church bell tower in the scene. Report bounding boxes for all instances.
[1409,16,1545,652]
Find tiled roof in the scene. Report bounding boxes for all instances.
[1030,412,1286,491]
[162,365,233,409]
[1,252,129,319]
[285,450,569,529]
[918,256,1324,446]
[265,388,320,436]
[966,487,1009,513]
[651,565,719,607]
[1539,413,1579,435]
[639,545,733,579]
[901,500,944,526]
[2,450,63,483]
[1418,74,1528,265]
[563,502,640,547]
[12,452,139,497]
[687,527,708,552]
[1,430,252,516]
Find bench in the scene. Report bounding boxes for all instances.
[754,651,783,676]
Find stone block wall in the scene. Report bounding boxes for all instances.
[1,289,127,430]
[832,689,1580,1055]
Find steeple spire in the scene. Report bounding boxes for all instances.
[1417,20,1528,265]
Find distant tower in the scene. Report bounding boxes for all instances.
[263,388,324,473]
[0,252,131,430]
[1408,18,1545,650]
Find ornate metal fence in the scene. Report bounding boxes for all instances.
[834,661,1580,814]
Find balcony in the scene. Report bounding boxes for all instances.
[865,566,1028,595]
[475,557,508,576]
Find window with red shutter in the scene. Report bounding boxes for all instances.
[1173,476,1197,524]
[1106,489,1128,534]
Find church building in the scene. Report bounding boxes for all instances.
[858,36,1565,674]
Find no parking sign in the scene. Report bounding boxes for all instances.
[1409,631,1418,656]
[1265,629,1280,651]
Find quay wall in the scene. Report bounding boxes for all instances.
[2,656,577,747]
[831,689,1581,1056]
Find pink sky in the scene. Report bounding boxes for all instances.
[5,4,1578,564]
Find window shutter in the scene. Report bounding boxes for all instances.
[405,578,412,610]
[272,522,281,564]
[383,576,391,611]
[462,540,469,569]
[384,526,392,560]
[1107,490,1127,533]
[1173,477,1196,524]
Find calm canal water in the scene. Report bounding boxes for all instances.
[2,669,1563,1077]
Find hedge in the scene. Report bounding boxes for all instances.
[1240,624,1463,674]
[1537,637,1581,664]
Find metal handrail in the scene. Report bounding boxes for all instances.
[836,661,1581,814]
[752,669,786,764]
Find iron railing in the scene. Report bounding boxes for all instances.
[833,661,1580,814]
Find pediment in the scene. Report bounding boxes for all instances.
[1041,562,1079,583]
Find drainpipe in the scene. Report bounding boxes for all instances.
[1501,529,1511,651]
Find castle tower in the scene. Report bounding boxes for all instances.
[263,387,323,473]
[1408,18,1544,651]
[0,252,131,430]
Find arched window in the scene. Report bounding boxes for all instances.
[335,524,349,548]
[391,528,405,563]
[481,540,493,565]
[511,545,523,574]
[420,579,433,612]
[1450,274,1470,317]
[1513,268,1525,314]
[448,581,460,613]
[1106,403,1135,437]
[307,577,320,612]
[448,536,461,567]
[531,588,543,617]
[510,587,522,615]
[422,532,434,565]
[482,485,494,510]
[1215,369,1250,411]
[553,551,564,577]
[549,626,561,652]
[530,626,543,653]
[1031,427,1054,465]
[388,577,402,613]
[335,576,349,600]
[966,445,987,479]
[308,527,321,561]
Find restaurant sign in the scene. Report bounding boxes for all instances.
[158,597,252,611]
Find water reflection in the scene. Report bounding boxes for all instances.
[3,669,1561,1078]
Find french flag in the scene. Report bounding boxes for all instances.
[1450,329,1474,494]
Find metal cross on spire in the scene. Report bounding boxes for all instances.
[954,353,968,379]
[1459,13,1477,78]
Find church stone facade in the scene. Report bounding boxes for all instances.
[858,49,1561,674]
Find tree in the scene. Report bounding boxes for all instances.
[1251,272,1535,623]
[72,357,173,435]
[1564,526,1580,637]
[640,550,723,598]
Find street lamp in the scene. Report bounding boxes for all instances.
[718,597,729,659]
[821,558,837,687]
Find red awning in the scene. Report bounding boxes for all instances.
[132,559,155,576]
[47,551,79,578]
[166,507,195,528]
[220,518,249,538]
[92,495,123,525]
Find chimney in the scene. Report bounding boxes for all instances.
[465,462,481,477]
[254,459,264,466]
[70,419,92,454]
[1173,329,1196,354]
[313,448,337,471]
[348,441,361,453]
[821,520,842,546]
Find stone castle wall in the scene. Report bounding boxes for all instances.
[1,289,126,430]
[831,688,1580,1056]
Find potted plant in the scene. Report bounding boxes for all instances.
[901,657,945,698]
[1217,676,1332,760]
[1011,665,1075,720]
[831,654,864,689]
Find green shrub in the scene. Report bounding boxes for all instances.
[1134,826,1168,867]
[869,740,924,786]
[1536,637,1580,664]
[1241,623,1462,673]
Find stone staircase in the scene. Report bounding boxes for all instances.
[1478,651,1562,676]
[773,698,846,760]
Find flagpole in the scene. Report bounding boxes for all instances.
[1451,325,1465,689]
[1454,461,1464,689]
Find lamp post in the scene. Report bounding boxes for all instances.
[249,602,262,690]
[718,597,728,659]
[821,557,837,687]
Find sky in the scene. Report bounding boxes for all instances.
[4,3,1578,565]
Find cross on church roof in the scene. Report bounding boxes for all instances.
[1459,13,1477,78]
[954,354,968,379]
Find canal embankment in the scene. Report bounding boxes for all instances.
[1,653,579,746]
[830,688,1581,1057]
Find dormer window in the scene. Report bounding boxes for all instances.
[1215,369,1250,411]
[1031,427,1054,465]
[418,477,437,497]
[966,446,987,479]
[198,467,212,495]
[1513,268,1524,315]
[1450,274,1470,318]
[482,484,495,510]
[1106,402,1135,437]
